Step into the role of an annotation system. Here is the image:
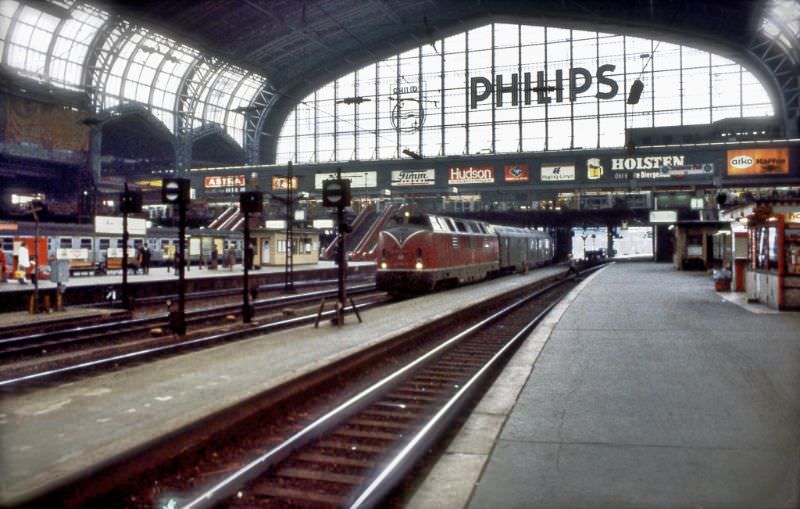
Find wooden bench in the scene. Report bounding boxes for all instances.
[104,257,140,274]
[106,258,122,270]
[69,260,97,276]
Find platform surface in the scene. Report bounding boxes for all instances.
[0,306,123,330]
[0,265,563,506]
[465,262,800,509]
[0,260,373,294]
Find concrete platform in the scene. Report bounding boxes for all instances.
[0,265,564,507]
[410,262,800,509]
[0,260,373,294]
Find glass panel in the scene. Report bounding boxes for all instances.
[271,21,777,162]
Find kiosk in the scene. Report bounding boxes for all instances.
[744,199,800,310]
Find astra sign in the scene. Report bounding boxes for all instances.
[470,65,620,109]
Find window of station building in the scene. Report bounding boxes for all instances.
[80,238,92,250]
[2,237,14,251]
[276,22,774,163]
[99,238,110,251]
[59,238,72,248]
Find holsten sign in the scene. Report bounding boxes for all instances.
[470,65,619,109]
[611,155,686,170]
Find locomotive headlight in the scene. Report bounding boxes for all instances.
[380,261,388,269]
[415,260,423,270]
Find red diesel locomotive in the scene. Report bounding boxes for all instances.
[376,209,553,294]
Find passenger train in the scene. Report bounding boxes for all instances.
[376,209,553,294]
[1,222,244,272]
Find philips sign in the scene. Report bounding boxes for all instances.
[470,65,620,109]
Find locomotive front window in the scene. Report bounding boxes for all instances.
[408,215,429,227]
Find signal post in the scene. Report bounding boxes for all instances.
[321,169,359,326]
[239,191,263,323]
[119,183,143,310]
[162,178,190,335]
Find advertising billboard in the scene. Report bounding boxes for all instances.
[587,158,604,180]
[95,216,147,235]
[204,175,246,189]
[391,169,436,186]
[448,166,495,184]
[315,171,376,189]
[540,164,575,182]
[272,176,298,191]
[504,164,529,182]
[727,148,789,176]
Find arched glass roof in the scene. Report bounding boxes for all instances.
[276,22,775,163]
[0,0,107,90]
[0,0,268,147]
[760,0,800,65]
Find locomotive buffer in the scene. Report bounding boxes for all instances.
[316,169,362,327]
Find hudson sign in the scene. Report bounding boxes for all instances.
[448,166,495,184]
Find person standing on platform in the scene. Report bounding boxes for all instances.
[210,245,219,270]
[16,244,29,284]
[1,251,9,283]
[135,246,143,275]
[142,245,151,275]
[245,242,254,271]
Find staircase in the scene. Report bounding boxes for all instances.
[321,205,376,260]
[349,203,401,261]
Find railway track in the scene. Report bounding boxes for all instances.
[0,285,387,387]
[0,282,377,358]
[25,264,602,509]
[0,276,373,340]
[191,272,585,509]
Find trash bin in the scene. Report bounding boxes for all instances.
[712,268,732,291]
[50,258,70,284]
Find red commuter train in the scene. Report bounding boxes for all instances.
[376,209,553,294]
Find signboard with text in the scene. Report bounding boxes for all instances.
[726,148,789,176]
[204,175,246,189]
[540,164,575,182]
[272,176,298,191]
[448,166,495,184]
[314,171,376,189]
[504,164,529,182]
[95,216,147,236]
[391,169,436,186]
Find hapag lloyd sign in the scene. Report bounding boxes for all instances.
[448,166,495,184]
[470,65,620,109]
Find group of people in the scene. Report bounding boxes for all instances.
[133,244,151,274]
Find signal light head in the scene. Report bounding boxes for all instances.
[162,178,190,205]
